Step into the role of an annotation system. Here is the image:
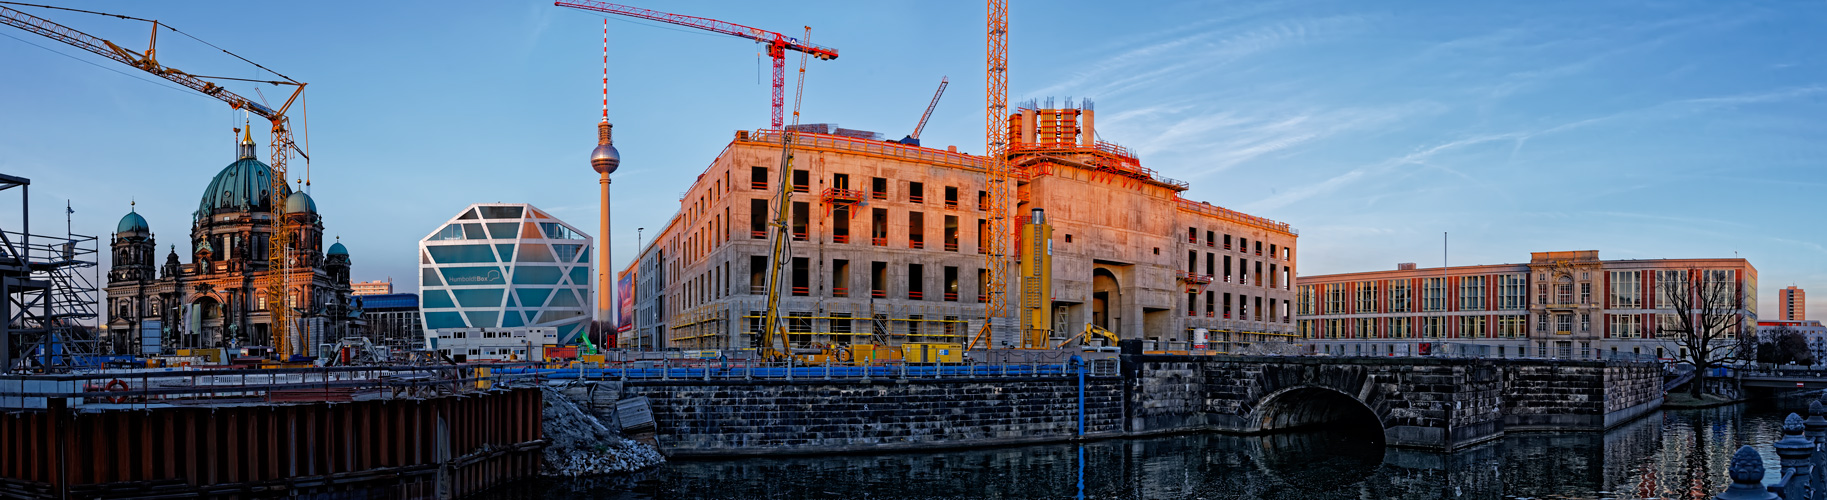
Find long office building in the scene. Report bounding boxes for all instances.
[623,103,1299,351]
[1295,250,1757,360]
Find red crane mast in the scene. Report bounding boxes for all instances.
[555,0,838,129]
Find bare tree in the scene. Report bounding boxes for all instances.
[1657,268,1751,398]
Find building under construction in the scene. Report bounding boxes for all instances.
[623,102,1300,351]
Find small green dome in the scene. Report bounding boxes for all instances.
[285,191,317,214]
[116,211,150,234]
[327,241,348,256]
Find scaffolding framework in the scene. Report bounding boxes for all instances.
[0,174,100,372]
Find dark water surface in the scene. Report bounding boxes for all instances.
[483,394,1810,499]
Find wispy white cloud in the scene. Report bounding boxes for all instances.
[1026,15,1367,100]
[1243,133,1520,212]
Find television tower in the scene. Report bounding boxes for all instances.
[591,19,621,338]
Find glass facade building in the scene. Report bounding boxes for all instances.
[418,203,593,345]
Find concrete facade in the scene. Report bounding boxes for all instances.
[625,107,1298,350]
[1296,250,1758,360]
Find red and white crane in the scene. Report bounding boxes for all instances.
[555,1,839,129]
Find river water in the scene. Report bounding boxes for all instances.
[484,393,1813,499]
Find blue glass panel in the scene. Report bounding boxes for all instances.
[505,294,519,308]
[457,208,479,220]
[422,290,455,308]
[515,288,552,308]
[441,267,505,285]
[427,245,496,264]
[568,267,590,286]
[502,311,524,328]
[576,245,590,263]
[421,268,443,287]
[512,266,562,285]
[495,244,515,261]
[548,290,581,308]
[429,224,466,241]
[552,244,583,262]
[465,311,499,328]
[556,322,582,344]
[424,311,466,329]
[462,223,487,240]
[539,222,579,240]
[535,309,584,324]
[487,223,519,239]
[478,206,523,219]
[451,288,504,308]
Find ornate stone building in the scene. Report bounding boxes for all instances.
[104,133,355,358]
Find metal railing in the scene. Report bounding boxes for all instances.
[0,363,545,409]
[500,350,1116,382]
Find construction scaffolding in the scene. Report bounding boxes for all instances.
[0,174,101,373]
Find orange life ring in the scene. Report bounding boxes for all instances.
[104,379,130,404]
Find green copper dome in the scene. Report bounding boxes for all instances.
[116,210,149,234]
[285,191,317,214]
[327,241,348,256]
[199,136,291,216]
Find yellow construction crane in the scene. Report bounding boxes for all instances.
[758,27,818,362]
[971,0,1012,351]
[1,3,310,360]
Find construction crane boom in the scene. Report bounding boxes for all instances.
[1,4,310,361]
[757,27,817,362]
[971,0,1012,350]
[899,76,948,146]
[555,0,838,129]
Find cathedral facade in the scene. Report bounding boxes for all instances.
[104,133,355,359]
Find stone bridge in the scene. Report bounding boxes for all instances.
[1123,350,1664,450]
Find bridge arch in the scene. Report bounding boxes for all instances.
[1248,386,1387,439]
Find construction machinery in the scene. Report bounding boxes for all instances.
[1053,324,1119,350]
[754,28,817,362]
[971,0,1014,351]
[1018,208,1053,348]
[0,4,311,361]
[554,0,839,129]
[898,76,948,146]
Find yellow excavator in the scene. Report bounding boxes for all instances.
[1053,324,1119,350]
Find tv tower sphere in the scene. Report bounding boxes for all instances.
[592,121,621,174]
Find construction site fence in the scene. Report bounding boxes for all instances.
[0,362,547,409]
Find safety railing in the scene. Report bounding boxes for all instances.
[508,350,1114,382]
[0,363,546,409]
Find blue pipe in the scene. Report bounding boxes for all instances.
[1076,358,1086,437]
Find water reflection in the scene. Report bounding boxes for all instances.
[483,393,1817,500]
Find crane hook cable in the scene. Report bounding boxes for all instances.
[0,1,300,84]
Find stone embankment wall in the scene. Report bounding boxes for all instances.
[586,376,1123,456]
[1502,360,1663,430]
[567,354,1664,456]
[1127,355,1507,449]
[1125,353,1663,451]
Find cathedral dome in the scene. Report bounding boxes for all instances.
[327,241,348,256]
[198,157,291,216]
[199,133,291,216]
[116,210,150,234]
[285,191,317,214]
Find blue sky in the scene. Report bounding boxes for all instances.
[1,0,1822,316]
